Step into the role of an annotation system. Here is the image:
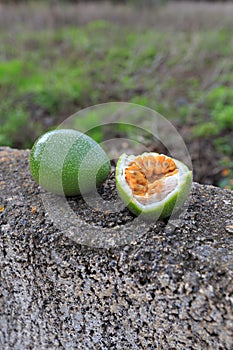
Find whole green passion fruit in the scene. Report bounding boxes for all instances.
[30,129,111,196]
[116,152,192,221]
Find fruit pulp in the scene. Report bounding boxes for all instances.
[125,154,179,203]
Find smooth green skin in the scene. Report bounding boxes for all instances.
[30,129,111,196]
[116,153,192,221]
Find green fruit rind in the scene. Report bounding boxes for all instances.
[30,129,111,196]
[116,152,192,221]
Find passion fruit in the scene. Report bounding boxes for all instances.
[116,152,192,220]
[30,129,111,196]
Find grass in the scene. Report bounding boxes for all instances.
[0,1,232,189]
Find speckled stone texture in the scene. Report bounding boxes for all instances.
[0,147,233,350]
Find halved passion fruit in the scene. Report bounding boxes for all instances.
[116,152,192,220]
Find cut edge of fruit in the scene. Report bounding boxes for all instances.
[116,152,192,218]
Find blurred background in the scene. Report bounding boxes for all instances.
[0,0,232,189]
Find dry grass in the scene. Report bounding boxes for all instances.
[156,1,233,31]
[1,1,233,33]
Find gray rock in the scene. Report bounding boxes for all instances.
[0,147,233,350]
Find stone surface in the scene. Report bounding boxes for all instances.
[0,147,233,350]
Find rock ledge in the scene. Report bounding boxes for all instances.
[0,147,233,349]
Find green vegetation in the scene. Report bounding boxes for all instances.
[0,2,232,189]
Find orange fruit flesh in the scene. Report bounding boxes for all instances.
[125,155,178,198]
